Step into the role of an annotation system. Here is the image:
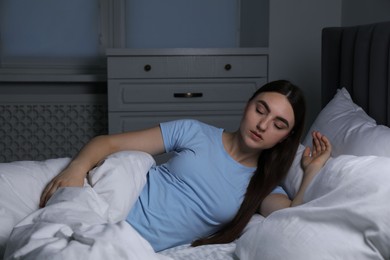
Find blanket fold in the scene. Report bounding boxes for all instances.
[4,187,172,260]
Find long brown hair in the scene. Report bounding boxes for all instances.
[191,80,306,246]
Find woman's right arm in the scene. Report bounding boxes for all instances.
[39,125,165,207]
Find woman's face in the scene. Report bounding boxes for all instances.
[239,91,295,151]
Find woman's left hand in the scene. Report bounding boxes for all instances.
[301,131,332,176]
[291,131,332,206]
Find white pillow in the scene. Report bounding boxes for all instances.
[283,87,390,199]
[281,144,305,199]
[0,151,155,258]
[303,87,390,157]
[236,155,390,260]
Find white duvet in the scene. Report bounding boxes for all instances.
[1,151,171,260]
[5,187,171,260]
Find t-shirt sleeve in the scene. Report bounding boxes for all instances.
[160,119,199,153]
[271,185,287,196]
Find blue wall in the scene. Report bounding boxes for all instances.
[125,0,240,48]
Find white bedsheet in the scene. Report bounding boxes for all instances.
[161,243,237,260]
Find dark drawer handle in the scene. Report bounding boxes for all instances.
[144,64,151,71]
[174,92,203,98]
[224,64,232,71]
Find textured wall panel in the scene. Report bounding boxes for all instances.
[0,100,107,162]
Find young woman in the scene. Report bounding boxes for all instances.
[40,80,331,251]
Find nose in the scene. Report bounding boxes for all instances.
[257,116,270,131]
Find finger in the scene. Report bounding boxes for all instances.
[321,138,327,151]
[40,182,58,208]
[317,135,326,152]
[321,135,329,145]
[40,191,49,208]
[321,135,331,152]
[40,183,53,207]
[311,132,316,154]
[312,132,321,155]
[316,132,325,152]
[302,146,311,158]
[41,187,55,208]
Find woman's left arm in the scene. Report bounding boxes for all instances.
[260,193,291,217]
[291,131,331,206]
[259,131,332,216]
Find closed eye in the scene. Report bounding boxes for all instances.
[256,104,267,115]
[274,120,288,130]
[274,123,285,130]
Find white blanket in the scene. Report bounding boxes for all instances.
[1,151,172,260]
[5,187,171,260]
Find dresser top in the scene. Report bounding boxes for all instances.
[106,48,268,57]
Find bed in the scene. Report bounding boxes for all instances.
[1,21,390,259]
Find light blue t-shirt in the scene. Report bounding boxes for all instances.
[126,119,286,251]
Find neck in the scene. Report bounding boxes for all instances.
[223,131,261,168]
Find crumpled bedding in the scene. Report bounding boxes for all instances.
[5,151,389,260]
[1,151,238,260]
[235,155,390,260]
[1,151,174,260]
[4,186,171,260]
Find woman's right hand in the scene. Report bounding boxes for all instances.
[39,127,165,208]
[39,164,87,208]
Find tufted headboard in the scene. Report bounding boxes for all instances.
[321,21,390,126]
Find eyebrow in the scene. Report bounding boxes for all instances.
[257,100,290,128]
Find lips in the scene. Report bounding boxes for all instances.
[250,130,263,140]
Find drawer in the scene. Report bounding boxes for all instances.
[107,55,267,79]
[108,78,266,112]
[108,111,243,134]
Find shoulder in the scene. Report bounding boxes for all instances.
[161,119,217,131]
[160,119,221,151]
[160,119,222,143]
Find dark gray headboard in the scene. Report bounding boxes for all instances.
[322,21,390,126]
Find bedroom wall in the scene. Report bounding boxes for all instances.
[342,0,390,26]
[124,0,240,48]
[268,0,342,134]
[269,0,390,135]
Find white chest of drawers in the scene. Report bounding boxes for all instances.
[106,48,268,134]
